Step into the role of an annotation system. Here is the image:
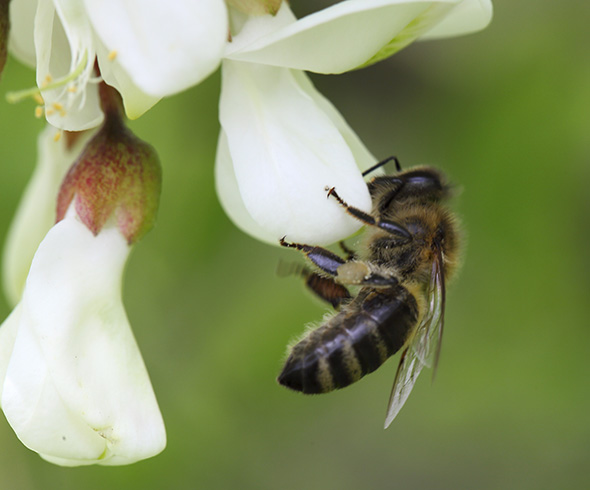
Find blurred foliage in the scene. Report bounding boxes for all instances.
[0,1,589,489]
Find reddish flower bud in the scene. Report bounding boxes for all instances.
[56,85,161,244]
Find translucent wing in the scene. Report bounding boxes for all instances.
[384,346,424,428]
[384,245,446,428]
[414,245,446,371]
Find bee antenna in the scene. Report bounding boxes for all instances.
[362,156,402,177]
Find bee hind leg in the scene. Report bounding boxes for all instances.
[304,270,352,308]
[277,261,351,308]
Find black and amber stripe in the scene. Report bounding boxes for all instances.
[278,285,419,394]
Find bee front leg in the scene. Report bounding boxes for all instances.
[325,187,411,242]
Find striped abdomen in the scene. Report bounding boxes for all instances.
[278,285,419,394]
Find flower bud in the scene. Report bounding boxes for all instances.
[56,85,161,244]
[227,0,282,16]
[0,0,9,79]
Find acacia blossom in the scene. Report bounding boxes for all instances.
[0,0,493,467]
[0,84,165,466]
[216,0,493,245]
[0,213,166,466]
[8,0,228,129]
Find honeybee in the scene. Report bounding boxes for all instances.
[278,157,460,427]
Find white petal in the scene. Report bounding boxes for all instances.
[217,60,371,245]
[35,0,103,130]
[419,0,493,39]
[226,0,459,73]
[291,70,376,173]
[215,130,277,242]
[7,0,38,67]
[84,0,228,96]
[95,40,160,120]
[2,126,95,307]
[1,216,166,466]
[0,305,21,398]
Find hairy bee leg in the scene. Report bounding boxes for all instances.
[325,187,411,241]
[280,238,399,288]
[279,237,346,276]
[305,271,352,308]
[277,261,351,308]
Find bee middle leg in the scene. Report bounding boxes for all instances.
[280,237,398,287]
[279,237,347,276]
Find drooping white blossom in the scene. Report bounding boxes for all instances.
[0,212,166,466]
[0,82,164,466]
[216,0,492,245]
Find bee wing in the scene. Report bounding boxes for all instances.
[384,245,446,428]
[414,245,446,371]
[384,346,425,428]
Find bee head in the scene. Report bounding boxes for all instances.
[369,166,451,213]
[396,167,448,201]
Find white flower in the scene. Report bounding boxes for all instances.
[216,0,492,245]
[8,0,228,129]
[0,210,166,466]
[2,125,95,306]
[225,0,493,72]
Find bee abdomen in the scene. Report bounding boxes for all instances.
[278,286,418,394]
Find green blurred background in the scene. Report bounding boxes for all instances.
[0,1,589,489]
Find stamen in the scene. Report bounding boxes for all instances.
[5,50,89,105]
[53,131,63,142]
[108,50,117,61]
[34,106,44,118]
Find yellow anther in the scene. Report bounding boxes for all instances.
[108,50,118,61]
[41,74,53,87]
[59,110,67,117]
[35,106,44,118]
[34,93,44,105]
[53,131,62,142]
[67,85,77,93]
[46,108,55,116]
[52,102,64,111]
